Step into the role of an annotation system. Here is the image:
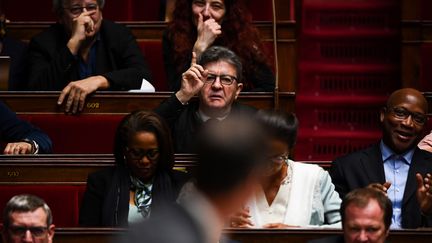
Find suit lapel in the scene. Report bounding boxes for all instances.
[403,148,432,205]
[360,144,386,183]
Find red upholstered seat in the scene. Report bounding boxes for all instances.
[18,114,124,154]
[137,40,168,91]
[0,185,86,227]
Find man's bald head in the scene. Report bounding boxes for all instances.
[386,88,428,114]
[381,88,429,154]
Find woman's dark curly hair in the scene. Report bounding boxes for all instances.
[167,0,270,89]
[113,110,174,173]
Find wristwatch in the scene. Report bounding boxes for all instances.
[21,139,39,154]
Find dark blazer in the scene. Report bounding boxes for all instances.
[27,20,151,91]
[308,235,344,243]
[0,101,52,153]
[154,94,256,153]
[79,165,189,227]
[0,36,28,90]
[121,201,240,243]
[330,143,432,228]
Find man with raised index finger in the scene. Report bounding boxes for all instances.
[155,45,256,153]
[330,88,432,229]
[27,0,152,114]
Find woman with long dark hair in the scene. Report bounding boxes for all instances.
[79,110,188,226]
[163,0,275,92]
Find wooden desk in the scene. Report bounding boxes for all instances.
[0,155,331,184]
[1,228,430,243]
[0,154,198,184]
[0,91,295,114]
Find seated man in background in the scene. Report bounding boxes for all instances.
[0,101,52,154]
[418,130,432,153]
[2,194,55,243]
[27,0,152,113]
[309,187,392,243]
[155,46,255,153]
[122,115,268,243]
[330,88,432,228]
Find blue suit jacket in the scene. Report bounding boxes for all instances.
[0,101,52,153]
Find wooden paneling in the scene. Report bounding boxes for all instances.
[1,228,431,243]
[0,91,295,114]
[0,155,331,184]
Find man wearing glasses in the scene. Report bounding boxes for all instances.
[2,194,55,243]
[330,88,432,229]
[27,0,151,114]
[155,46,255,153]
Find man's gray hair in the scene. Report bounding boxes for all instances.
[3,194,53,228]
[52,0,106,14]
[198,46,243,83]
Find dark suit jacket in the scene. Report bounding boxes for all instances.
[0,37,28,90]
[330,144,432,228]
[0,101,52,153]
[155,94,256,153]
[308,235,344,243]
[79,165,189,227]
[27,20,151,90]
[121,201,240,243]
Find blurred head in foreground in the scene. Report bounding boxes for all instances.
[195,114,269,216]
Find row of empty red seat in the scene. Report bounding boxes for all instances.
[295,0,401,160]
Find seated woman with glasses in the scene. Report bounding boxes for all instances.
[230,110,342,228]
[79,110,189,226]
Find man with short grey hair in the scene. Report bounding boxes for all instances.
[27,0,151,114]
[2,194,55,243]
[155,46,255,153]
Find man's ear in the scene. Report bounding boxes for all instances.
[380,107,386,123]
[47,224,55,243]
[235,83,243,99]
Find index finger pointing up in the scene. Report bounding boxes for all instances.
[191,52,197,65]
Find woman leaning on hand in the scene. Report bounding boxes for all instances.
[79,110,189,226]
[163,0,275,92]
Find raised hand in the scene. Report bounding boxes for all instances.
[67,10,97,55]
[367,182,392,195]
[193,13,222,57]
[416,173,432,215]
[175,52,207,104]
[57,75,109,114]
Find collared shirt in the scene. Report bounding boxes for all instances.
[380,141,415,229]
[77,35,100,79]
[197,109,228,122]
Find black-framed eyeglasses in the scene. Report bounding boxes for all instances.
[64,3,98,15]
[126,148,160,161]
[8,226,48,238]
[387,106,428,125]
[205,73,238,86]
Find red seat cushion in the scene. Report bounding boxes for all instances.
[18,114,124,154]
[138,40,168,91]
[0,185,86,227]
